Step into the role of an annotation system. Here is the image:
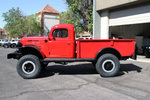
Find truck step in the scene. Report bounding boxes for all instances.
[42,58,94,62]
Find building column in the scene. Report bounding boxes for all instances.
[93,0,109,39]
[93,0,101,39]
[100,10,109,39]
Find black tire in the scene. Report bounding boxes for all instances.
[144,50,150,58]
[3,44,9,48]
[96,54,120,77]
[10,44,17,48]
[17,55,42,79]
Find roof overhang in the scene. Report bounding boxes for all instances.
[96,0,150,11]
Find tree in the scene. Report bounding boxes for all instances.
[2,7,25,38]
[60,0,93,34]
[24,14,43,37]
[2,7,43,38]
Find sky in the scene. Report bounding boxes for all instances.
[0,0,68,28]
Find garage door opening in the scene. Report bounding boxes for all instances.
[109,23,150,54]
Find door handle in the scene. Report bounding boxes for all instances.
[67,42,70,45]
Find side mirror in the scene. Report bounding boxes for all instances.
[48,38,51,41]
[53,36,56,40]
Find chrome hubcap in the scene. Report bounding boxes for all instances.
[22,61,36,74]
[102,60,115,72]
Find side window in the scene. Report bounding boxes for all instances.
[52,29,68,38]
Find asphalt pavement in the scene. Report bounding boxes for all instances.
[0,47,150,100]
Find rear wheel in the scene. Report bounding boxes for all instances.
[4,44,9,48]
[96,54,120,77]
[17,55,42,79]
[144,50,150,58]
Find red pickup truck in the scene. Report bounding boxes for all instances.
[7,24,136,79]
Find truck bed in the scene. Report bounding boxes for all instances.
[76,39,135,59]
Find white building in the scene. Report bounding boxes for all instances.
[37,4,60,36]
[93,0,150,40]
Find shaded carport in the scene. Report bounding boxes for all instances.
[109,4,150,39]
[108,4,150,54]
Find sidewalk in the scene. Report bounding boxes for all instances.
[129,55,150,63]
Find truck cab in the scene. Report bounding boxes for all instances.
[47,24,75,58]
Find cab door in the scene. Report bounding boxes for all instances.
[48,29,75,58]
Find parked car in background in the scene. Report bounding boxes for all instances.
[76,37,92,39]
[135,37,150,55]
[4,39,12,48]
[142,45,150,58]
[1,39,10,48]
[0,39,6,46]
[0,39,19,48]
[9,39,19,48]
[0,39,2,46]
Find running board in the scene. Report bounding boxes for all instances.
[42,58,95,62]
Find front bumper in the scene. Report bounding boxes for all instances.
[7,52,22,59]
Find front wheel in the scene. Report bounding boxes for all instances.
[96,54,120,77]
[17,55,42,79]
[10,44,17,48]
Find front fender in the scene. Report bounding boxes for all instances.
[7,46,45,60]
[20,46,45,59]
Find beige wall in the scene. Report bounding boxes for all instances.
[96,0,149,11]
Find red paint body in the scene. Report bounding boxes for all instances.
[77,39,135,58]
[19,24,135,59]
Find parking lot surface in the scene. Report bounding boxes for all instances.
[0,47,150,100]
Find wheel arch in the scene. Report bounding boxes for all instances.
[18,46,45,60]
[95,47,121,61]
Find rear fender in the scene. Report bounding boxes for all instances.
[95,47,121,60]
